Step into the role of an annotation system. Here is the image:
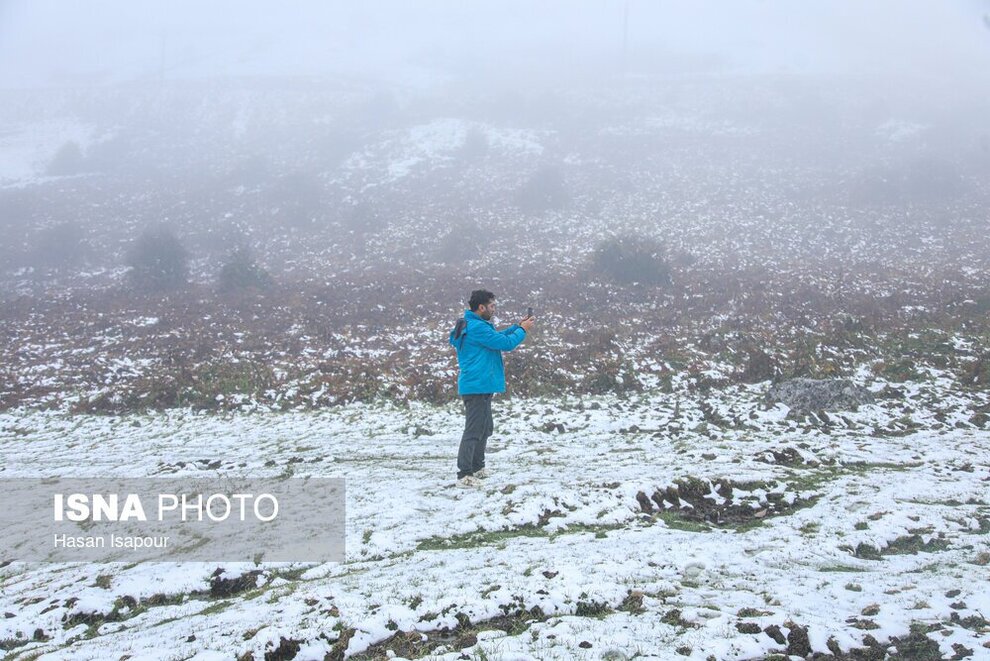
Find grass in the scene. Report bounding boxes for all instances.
[196,600,231,616]
[817,564,868,573]
[416,522,629,551]
[416,526,547,551]
[655,511,711,533]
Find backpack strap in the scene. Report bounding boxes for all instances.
[453,317,467,349]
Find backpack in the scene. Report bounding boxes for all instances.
[451,317,467,349]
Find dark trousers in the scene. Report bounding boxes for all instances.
[457,394,493,478]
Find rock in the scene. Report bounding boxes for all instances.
[211,568,263,597]
[766,378,875,412]
[952,643,974,659]
[763,624,786,645]
[785,623,812,657]
[738,347,778,383]
[265,636,300,660]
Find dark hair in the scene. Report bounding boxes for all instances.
[468,289,495,311]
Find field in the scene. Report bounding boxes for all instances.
[1,73,989,659]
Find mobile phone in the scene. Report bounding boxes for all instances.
[526,307,533,318]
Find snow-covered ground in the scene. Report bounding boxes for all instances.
[2,375,988,659]
[0,119,98,187]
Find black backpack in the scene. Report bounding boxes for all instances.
[451,317,467,349]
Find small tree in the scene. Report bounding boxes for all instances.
[516,165,568,213]
[460,125,489,162]
[127,226,188,291]
[33,221,88,270]
[218,248,274,292]
[266,171,325,229]
[47,141,85,176]
[592,234,672,286]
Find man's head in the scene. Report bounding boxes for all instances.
[469,289,496,320]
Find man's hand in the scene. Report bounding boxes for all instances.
[520,316,536,333]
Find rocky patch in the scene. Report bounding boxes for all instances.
[766,378,875,412]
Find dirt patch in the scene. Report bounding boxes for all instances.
[846,534,951,560]
[348,611,539,660]
[636,476,817,529]
[211,568,263,598]
[764,621,948,659]
[263,637,302,661]
[754,446,821,468]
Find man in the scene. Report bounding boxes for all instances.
[449,289,535,488]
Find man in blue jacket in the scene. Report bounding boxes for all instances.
[449,289,535,488]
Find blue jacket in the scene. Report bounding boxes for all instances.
[449,310,527,395]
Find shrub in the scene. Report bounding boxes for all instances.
[266,171,326,229]
[127,226,188,291]
[849,156,967,205]
[32,221,88,270]
[591,234,672,286]
[342,201,385,236]
[460,126,489,162]
[516,165,568,213]
[47,141,85,176]
[226,154,271,188]
[218,249,274,291]
[435,218,481,263]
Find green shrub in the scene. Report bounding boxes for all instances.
[218,249,274,291]
[127,226,188,291]
[516,165,568,213]
[591,234,672,286]
[47,141,85,176]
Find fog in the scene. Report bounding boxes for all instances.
[1,1,989,296]
[2,1,988,87]
[5,7,990,656]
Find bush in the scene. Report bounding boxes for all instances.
[591,235,672,286]
[435,218,481,264]
[226,154,271,188]
[342,201,385,237]
[127,226,188,291]
[32,221,88,270]
[516,165,568,213]
[48,140,85,177]
[47,141,85,176]
[218,249,274,291]
[849,156,967,205]
[460,126,489,162]
[265,171,326,229]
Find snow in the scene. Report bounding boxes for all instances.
[1,380,987,659]
[0,118,100,185]
[336,119,545,190]
[875,119,927,143]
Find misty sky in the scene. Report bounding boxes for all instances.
[1,1,988,88]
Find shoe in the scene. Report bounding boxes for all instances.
[456,475,483,488]
[474,467,491,479]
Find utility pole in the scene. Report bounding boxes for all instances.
[622,0,630,73]
[159,32,167,84]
